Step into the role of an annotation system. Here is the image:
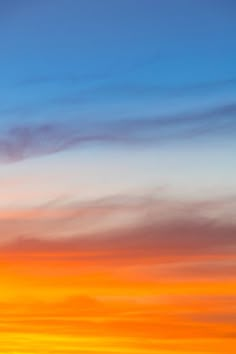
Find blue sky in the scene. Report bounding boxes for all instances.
[0,0,235,206]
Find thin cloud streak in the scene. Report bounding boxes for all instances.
[74,77,236,100]
[17,73,108,87]
[0,102,236,163]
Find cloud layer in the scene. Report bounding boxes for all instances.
[1,194,235,268]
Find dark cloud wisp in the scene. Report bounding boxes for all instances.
[0,102,235,163]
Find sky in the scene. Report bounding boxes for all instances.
[0,0,236,353]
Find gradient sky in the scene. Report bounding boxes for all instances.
[0,1,236,353]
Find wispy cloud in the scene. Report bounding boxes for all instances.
[7,218,235,261]
[0,102,235,163]
[72,77,236,100]
[16,49,160,88]
[17,73,108,87]
[1,193,236,265]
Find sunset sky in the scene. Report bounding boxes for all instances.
[0,1,236,353]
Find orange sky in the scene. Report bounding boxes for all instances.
[1,213,236,354]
